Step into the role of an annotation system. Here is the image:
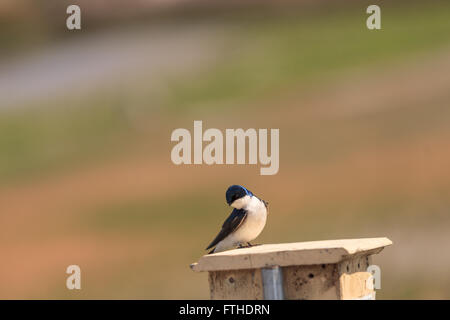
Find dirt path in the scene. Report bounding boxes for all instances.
[0,23,225,108]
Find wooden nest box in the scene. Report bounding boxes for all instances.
[191,237,392,300]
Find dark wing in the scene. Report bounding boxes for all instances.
[205,208,248,250]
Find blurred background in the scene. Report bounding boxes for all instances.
[0,0,449,299]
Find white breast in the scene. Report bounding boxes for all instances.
[228,196,267,244]
[214,196,268,253]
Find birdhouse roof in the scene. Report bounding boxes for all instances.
[191,237,392,272]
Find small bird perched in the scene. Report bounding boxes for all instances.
[206,185,268,254]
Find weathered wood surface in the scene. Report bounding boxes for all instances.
[206,255,375,300]
[191,237,392,272]
[282,264,340,299]
[208,269,264,300]
[338,254,374,299]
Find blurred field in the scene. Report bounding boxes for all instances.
[0,1,450,299]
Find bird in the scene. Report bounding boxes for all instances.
[206,185,268,254]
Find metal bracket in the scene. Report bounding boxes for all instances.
[261,266,284,300]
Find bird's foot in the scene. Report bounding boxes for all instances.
[248,242,262,247]
[237,242,262,249]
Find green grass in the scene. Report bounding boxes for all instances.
[0,95,135,183]
[1,1,450,183]
[164,2,450,111]
[82,189,224,236]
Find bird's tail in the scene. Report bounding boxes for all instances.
[208,248,215,254]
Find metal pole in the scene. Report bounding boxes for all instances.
[261,266,284,300]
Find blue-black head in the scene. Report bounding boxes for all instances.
[226,185,253,206]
